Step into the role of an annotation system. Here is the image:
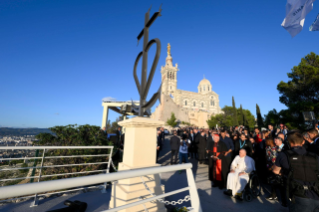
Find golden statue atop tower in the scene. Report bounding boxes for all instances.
[167,43,171,56]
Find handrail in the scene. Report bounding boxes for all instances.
[0,145,114,207]
[0,163,192,199]
[0,146,113,150]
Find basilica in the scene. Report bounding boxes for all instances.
[151,44,223,128]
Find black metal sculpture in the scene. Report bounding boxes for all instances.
[132,5,162,117]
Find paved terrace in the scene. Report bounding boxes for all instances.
[0,136,288,212]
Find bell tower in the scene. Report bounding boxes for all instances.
[161,43,179,96]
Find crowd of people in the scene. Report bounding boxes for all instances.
[162,123,319,211]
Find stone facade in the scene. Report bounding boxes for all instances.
[151,44,223,128]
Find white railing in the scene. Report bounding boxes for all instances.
[0,146,113,207]
[0,163,202,212]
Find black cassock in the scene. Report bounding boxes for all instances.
[197,135,207,162]
[207,139,228,185]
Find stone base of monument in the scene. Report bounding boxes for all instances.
[109,163,166,212]
[109,117,166,212]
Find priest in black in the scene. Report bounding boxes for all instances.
[207,133,228,189]
[220,130,234,187]
[197,130,207,164]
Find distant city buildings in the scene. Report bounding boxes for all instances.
[0,135,37,162]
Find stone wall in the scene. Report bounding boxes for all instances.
[151,95,189,124]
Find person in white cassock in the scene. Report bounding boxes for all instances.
[224,149,255,200]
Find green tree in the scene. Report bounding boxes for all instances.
[207,114,233,129]
[238,104,244,126]
[277,52,319,129]
[264,109,280,127]
[105,116,123,133]
[256,104,264,128]
[207,106,255,130]
[241,108,256,130]
[166,113,178,127]
[33,124,113,181]
[35,124,110,146]
[232,96,238,126]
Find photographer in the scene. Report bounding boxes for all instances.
[272,131,319,211]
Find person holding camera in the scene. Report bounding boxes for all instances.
[272,131,319,211]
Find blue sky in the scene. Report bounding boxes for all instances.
[0,0,318,128]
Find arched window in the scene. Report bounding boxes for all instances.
[203,86,205,91]
[170,86,172,90]
[193,101,196,107]
[169,72,172,79]
[200,87,202,92]
[167,72,169,79]
[185,100,187,106]
[208,86,210,91]
[172,73,174,80]
[201,103,204,108]
[211,96,214,99]
[211,100,215,106]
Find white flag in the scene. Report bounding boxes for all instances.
[281,0,316,37]
[310,13,319,31]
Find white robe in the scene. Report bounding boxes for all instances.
[226,155,255,196]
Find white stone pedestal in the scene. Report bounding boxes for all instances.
[109,117,166,212]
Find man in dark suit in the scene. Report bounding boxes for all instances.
[116,127,122,147]
[197,130,207,164]
[157,130,163,163]
[275,135,287,152]
[220,129,234,187]
[193,129,200,160]
[303,128,319,154]
[170,130,180,164]
[161,127,165,143]
[189,129,197,159]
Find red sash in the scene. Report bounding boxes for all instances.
[213,146,222,181]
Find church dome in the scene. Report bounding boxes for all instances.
[198,77,212,93]
[198,78,211,86]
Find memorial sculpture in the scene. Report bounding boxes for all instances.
[131,5,162,117]
[110,6,166,212]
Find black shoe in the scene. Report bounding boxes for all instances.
[281,202,288,207]
[235,195,243,201]
[266,196,278,201]
[224,190,232,196]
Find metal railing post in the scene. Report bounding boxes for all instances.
[113,180,117,211]
[186,167,202,212]
[30,148,45,207]
[102,147,113,193]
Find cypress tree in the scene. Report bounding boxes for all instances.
[232,96,238,126]
[243,111,249,127]
[256,104,264,128]
[239,104,244,126]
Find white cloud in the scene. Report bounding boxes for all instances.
[102,97,117,102]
